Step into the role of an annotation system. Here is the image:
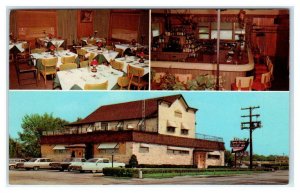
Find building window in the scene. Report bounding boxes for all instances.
[174,110,182,118]
[139,147,149,153]
[116,121,124,131]
[167,126,176,133]
[54,149,66,154]
[181,129,189,135]
[101,122,109,131]
[167,149,189,155]
[208,154,220,159]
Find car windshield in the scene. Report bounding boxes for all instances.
[29,158,37,162]
[86,158,98,163]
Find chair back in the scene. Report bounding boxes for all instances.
[61,55,76,64]
[77,48,87,56]
[175,73,193,84]
[31,48,46,54]
[110,60,124,71]
[261,71,272,88]
[106,45,114,50]
[128,65,144,78]
[115,48,124,57]
[87,39,96,45]
[236,76,254,90]
[88,53,97,62]
[59,63,77,71]
[84,81,108,90]
[42,57,58,67]
[80,60,89,68]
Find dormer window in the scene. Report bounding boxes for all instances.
[174,110,182,118]
[167,120,177,133]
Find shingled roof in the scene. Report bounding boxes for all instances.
[68,94,197,126]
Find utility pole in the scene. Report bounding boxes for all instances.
[241,106,262,169]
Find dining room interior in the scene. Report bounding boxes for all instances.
[150,9,290,91]
[9,9,149,90]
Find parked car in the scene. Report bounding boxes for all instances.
[49,158,86,171]
[9,158,27,170]
[23,158,52,171]
[72,158,125,173]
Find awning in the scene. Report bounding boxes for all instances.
[181,123,189,130]
[167,120,177,127]
[140,143,150,148]
[167,146,191,151]
[53,145,66,150]
[98,143,119,149]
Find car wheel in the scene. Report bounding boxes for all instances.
[33,166,39,171]
[79,170,84,173]
[9,165,15,170]
[59,168,64,172]
[25,168,30,170]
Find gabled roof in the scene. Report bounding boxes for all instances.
[68,94,197,126]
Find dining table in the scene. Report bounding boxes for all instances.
[9,41,27,52]
[38,37,65,48]
[56,65,124,90]
[115,56,149,76]
[115,43,145,52]
[30,50,79,70]
[82,46,119,63]
[80,37,105,44]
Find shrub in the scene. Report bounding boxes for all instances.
[103,168,139,178]
[128,154,138,168]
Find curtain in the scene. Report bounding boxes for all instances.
[93,10,110,39]
[57,10,77,46]
[9,10,17,38]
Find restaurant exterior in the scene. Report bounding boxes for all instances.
[41,94,225,168]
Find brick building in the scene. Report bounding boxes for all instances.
[41,94,225,168]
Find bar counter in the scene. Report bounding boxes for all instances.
[151,48,254,90]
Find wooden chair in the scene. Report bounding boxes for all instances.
[110,60,124,71]
[115,48,124,58]
[106,45,114,50]
[61,55,76,64]
[31,48,46,54]
[174,73,192,84]
[117,76,130,90]
[87,39,96,45]
[80,60,89,68]
[14,56,37,86]
[128,65,148,90]
[16,42,31,59]
[252,71,272,91]
[59,63,77,71]
[84,81,108,90]
[231,76,254,91]
[76,48,87,61]
[39,57,58,85]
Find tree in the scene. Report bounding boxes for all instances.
[128,154,138,168]
[18,113,69,158]
[9,136,23,158]
[224,150,234,167]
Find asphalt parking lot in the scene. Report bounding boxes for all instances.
[8,169,289,185]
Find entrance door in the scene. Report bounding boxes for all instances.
[85,143,94,160]
[194,151,207,169]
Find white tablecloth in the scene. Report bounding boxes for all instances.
[39,38,65,47]
[31,50,77,67]
[81,37,105,44]
[57,65,123,90]
[82,47,119,62]
[9,41,27,52]
[115,56,149,76]
[115,43,144,51]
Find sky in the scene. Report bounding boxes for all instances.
[8,91,290,156]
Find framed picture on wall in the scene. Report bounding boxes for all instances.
[80,10,93,23]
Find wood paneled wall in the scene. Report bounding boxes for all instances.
[76,10,94,39]
[13,10,57,45]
